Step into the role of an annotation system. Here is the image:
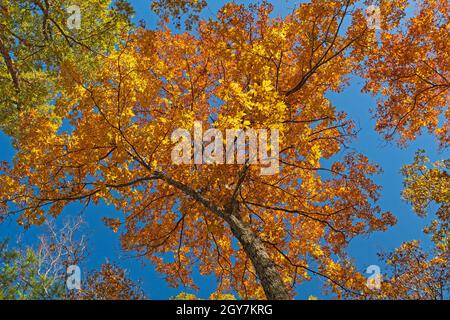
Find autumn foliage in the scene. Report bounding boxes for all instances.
[0,0,448,300]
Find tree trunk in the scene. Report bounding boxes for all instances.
[225,214,290,300]
[155,171,290,300]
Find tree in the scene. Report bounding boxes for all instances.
[377,239,448,300]
[0,0,446,300]
[380,151,448,299]
[359,0,449,147]
[0,0,134,137]
[0,217,85,300]
[0,239,65,299]
[75,263,145,300]
[0,0,397,299]
[0,218,146,300]
[151,0,207,30]
[346,151,449,300]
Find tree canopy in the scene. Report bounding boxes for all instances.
[0,0,448,300]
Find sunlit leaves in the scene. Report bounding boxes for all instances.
[359,0,450,147]
[2,0,444,299]
[0,0,134,136]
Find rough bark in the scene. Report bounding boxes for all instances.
[226,213,290,300]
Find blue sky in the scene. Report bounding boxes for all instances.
[0,0,447,299]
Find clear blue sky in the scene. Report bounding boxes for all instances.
[0,0,446,299]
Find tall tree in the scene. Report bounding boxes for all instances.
[0,0,446,300]
[0,0,397,299]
